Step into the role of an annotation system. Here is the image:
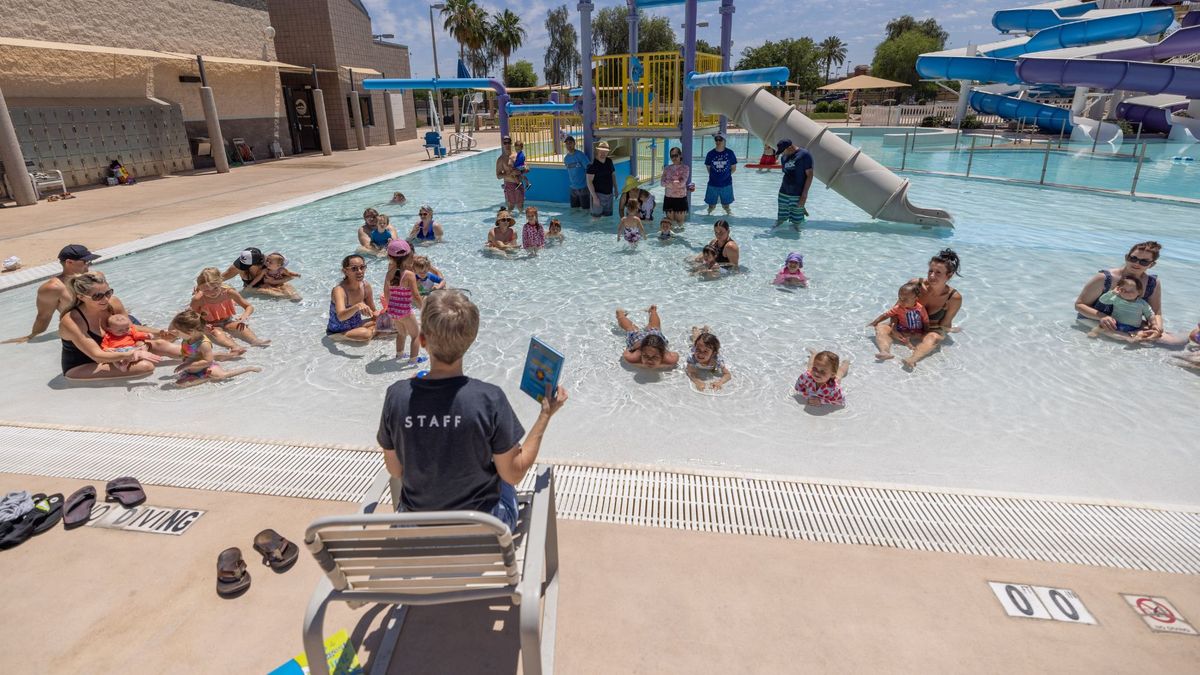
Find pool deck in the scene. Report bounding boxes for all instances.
[2,472,1197,673]
[1,131,1198,672]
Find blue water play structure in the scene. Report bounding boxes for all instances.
[363,0,953,227]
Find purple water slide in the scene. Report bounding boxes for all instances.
[1116,99,1189,133]
[1017,58,1200,97]
[1184,10,1199,28]
[1099,25,1200,60]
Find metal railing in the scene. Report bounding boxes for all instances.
[508,113,584,164]
[592,51,721,130]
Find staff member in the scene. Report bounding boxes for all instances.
[561,136,590,209]
[774,139,813,230]
[703,134,737,216]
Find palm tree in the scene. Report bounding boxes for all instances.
[818,36,848,84]
[491,9,526,85]
[441,0,488,65]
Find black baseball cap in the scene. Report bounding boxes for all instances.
[58,244,99,262]
[233,247,264,271]
[776,139,795,154]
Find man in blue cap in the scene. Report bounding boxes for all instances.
[561,135,590,209]
[4,244,105,343]
[774,139,813,230]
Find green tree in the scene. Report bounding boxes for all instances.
[736,38,822,93]
[491,9,526,85]
[884,15,948,47]
[871,30,942,98]
[695,38,720,56]
[441,0,489,66]
[505,60,538,89]
[818,36,847,84]
[592,7,678,55]
[544,5,581,86]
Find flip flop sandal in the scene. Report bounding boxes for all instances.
[30,493,64,535]
[253,528,299,572]
[0,493,45,549]
[105,476,146,507]
[63,486,97,529]
[216,547,251,597]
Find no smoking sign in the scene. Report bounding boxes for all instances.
[1122,595,1198,636]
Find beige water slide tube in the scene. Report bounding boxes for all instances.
[700,84,954,228]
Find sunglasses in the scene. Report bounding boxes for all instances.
[1126,254,1154,266]
[346,265,366,272]
[89,289,115,301]
[502,140,512,145]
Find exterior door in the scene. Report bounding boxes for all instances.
[284,87,320,153]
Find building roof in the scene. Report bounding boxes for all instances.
[0,36,313,72]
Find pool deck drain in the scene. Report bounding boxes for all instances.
[3,421,1197,575]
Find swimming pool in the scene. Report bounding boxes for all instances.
[2,149,1198,506]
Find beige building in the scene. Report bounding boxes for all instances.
[0,0,415,194]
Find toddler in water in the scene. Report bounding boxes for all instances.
[170,310,260,387]
[686,327,731,391]
[522,205,546,250]
[657,218,674,242]
[512,140,533,190]
[692,244,725,279]
[191,267,269,348]
[384,240,425,364]
[1089,274,1155,341]
[101,314,153,371]
[546,218,565,243]
[794,349,849,407]
[1173,322,1200,369]
[773,252,807,287]
[617,200,645,245]
[412,255,446,295]
[250,252,302,300]
[617,306,680,369]
[869,281,928,360]
[391,191,407,205]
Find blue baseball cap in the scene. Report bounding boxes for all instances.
[775,139,794,154]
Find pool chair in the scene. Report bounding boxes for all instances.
[302,466,560,675]
[423,131,447,159]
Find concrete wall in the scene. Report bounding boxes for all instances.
[0,0,277,60]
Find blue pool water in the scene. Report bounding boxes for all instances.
[2,149,1198,505]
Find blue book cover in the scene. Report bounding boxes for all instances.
[520,337,564,403]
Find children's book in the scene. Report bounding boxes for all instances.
[520,337,564,403]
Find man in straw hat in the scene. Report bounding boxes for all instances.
[586,141,617,218]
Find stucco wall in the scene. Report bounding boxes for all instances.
[0,0,276,60]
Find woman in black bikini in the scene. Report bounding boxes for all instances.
[59,273,163,380]
[699,219,739,270]
[873,249,963,370]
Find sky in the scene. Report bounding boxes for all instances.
[360,0,1016,82]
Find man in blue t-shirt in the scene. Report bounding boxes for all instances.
[703,134,737,216]
[561,135,590,209]
[377,290,568,530]
[775,138,814,230]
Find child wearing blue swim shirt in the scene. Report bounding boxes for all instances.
[1089,274,1155,341]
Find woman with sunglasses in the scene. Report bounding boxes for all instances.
[660,146,692,231]
[327,254,379,341]
[1074,241,1184,345]
[405,205,443,244]
[59,273,165,380]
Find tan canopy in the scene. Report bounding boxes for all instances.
[819,75,910,91]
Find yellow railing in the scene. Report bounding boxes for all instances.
[592,51,722,131]
[508,113,584,164]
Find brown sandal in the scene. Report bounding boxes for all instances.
[253,528,299,572]
[217,547,251,597]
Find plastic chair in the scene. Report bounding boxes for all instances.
[423,131,447,159]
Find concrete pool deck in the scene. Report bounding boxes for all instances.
[1,472,1197,673]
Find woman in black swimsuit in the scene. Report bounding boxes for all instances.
[873,249,963,370]
[700,219,739,270]
[221,247,265,290]
[59,273,163,380]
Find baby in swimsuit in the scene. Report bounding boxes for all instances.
[794,349,848,407]
[250,252,302,300]
[773,252,807,287]
[101,314,153,371]
[618,201,645,245]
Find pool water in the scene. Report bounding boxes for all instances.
[2,149,1198,505]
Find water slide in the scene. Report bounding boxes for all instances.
[699,83,954,228]
[917,3,1179,142]
[1116,94,1189,134]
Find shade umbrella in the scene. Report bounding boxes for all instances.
[818,75,911,120]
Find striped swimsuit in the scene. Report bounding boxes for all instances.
[387,284,413,319]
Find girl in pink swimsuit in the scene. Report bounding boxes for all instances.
[384,240,424,364]
[794,349,849,407]
[522,205,546,250]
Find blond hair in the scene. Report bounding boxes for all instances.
[68,272,107,308]
[195,267,225,287]
[376,213,390,226]
[412,255,430,271]
[170,309,204,333]
[420,290,479,364]
[265,252,286,266]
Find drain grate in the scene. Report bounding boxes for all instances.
[2,423,1198,574]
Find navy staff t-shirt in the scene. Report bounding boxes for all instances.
[377,376,525,513]
[704,148,737,187]
[780,148,814,196]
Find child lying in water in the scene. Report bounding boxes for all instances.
[795,349,848,407]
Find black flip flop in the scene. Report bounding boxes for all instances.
[31,493,64,535]
[217,547,251,597]
[105,477,146,507]
[63,486,97,529]
[0,493,44,549]
[253,528,299,573]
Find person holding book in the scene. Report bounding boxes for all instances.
[376,290,568,531]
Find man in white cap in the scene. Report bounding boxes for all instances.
[703,133,737,216]
[586,141,616,217]
[774,139,813,230]
[4,244,108,343]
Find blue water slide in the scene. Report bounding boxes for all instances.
[969,91,1073,133]
[505,101,580,115]
[916,55,1021,84]
[992,2,1099,33]
[983,7,1175,58]
[1017,58,1200,98]
[685,67,789,90]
